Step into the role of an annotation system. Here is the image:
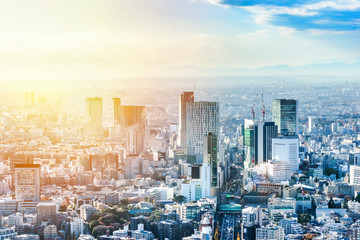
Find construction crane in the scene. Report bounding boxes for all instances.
[262,93,265,122]
[251,93,259,122]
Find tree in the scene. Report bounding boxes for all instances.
[59,205,67,212]
[92,225,107,238]
[89,220,101,231]
[120,198,129,206]
[324,168,339,178]
[149,209,163,222]
[298,214,311,224]
[173,195,186,203]
[328,197,335,208]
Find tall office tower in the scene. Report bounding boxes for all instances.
[77,154,91,172]
[119,106,146,128]
[15,164,41,202]
[178,92,194,148]
[25,92,35,107]
[272,99,298,137]
[113,98,121,128]
[331,122,338,133]
[272,138,299,171]
[37,203,57,224]
[255,122,278,165]
[119,106,146,154]
[203,133,218,195]
[350,165,360,185]
[186,101,219,163]
[106,153,119,169]
[308,116,314,133]
[201,162,211,198]
[243,119,255,169]
[85,97,103,128]
[123,155,141,179]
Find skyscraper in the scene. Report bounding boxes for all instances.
[272,99,298,137]
[25,92,35,108]
[201,162,211,198]
[178,92,194,148]
[120,106,146,154]
[113,97,121,128]
[37,203,57,224]
[85,97,103,128]
[186,101,219,163]
[272,138,299,171]
[243,119,255,169]
[255,122,278,165]
[15,164,41,202]
[119,106,145,128]
[203,133,218,196]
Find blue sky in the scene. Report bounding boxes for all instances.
[211,0,360,31]
[0,0,359,80]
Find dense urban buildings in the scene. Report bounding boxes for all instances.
[2,82,360,240]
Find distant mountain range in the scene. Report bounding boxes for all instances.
[167,61,360,77]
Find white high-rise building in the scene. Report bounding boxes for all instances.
[350,165,360,185]
[308,116,314,132]
[44,225,58,238]
[178,92,194,148]
[181,180,201,202]
[15,164,41,202]
[272,138,299,171]
[201,163,211,198]
[267,160,292,182]
[256,225,285,240]
[186,101,219,163]
[70,217,84,238]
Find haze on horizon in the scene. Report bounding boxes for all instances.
[0,0,359,82]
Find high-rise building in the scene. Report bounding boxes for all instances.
[85,97,103,129]
[118,105,146,154]
[350,165,360,185]
[77,154,91,172]
[15,164,41,202]
[178,92,194,148]
[181,180,202,202]
[119,106,146,129]
[25,92,35,108]
[123,155,141,179]
[70,217,84,238]
[256,225,285,240]
[201,163,211,198]
[37,203,57,224]
[243,119,255,169]
[272,99,298,137]
[272,138,299,171]
[203,133,218,195]
[113,97,121,128]
[186,101,219,163]
[267,160,292,182]
[44,225,58,238]
[10,153,34,173]
[308,116,314,133]
[255,122,278,165]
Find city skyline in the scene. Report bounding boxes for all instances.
[1,1,360,240]
[0,0,359,82]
